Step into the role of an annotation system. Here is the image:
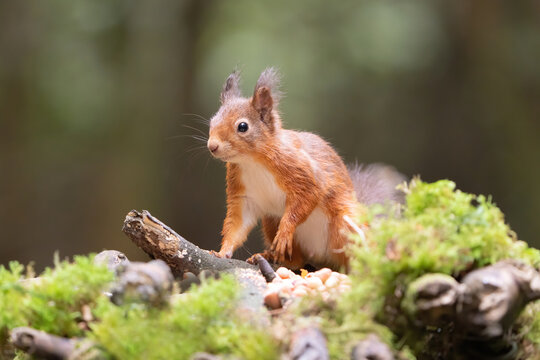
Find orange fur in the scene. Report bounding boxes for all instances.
[208,68,358,270]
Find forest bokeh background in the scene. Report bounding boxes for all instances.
[1,0,539,269]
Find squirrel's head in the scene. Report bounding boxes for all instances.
[207,68,282,162]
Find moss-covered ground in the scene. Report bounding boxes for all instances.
[1,179,539,359]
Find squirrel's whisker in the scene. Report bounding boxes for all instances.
[181,124,209,137]
[182,113,210,126]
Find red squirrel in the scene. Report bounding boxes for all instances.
[207,68,404,270]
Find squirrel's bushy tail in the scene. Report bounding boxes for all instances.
[348,163,407,205]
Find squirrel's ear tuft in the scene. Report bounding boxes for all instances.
[220,70,242,104]
[253,67,282,103]
[251,67,282,121]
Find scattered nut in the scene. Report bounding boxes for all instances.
[306,276,324,289]
[276,267,292,279]
[262,267,350,309]
[264,290,282,309]
[314,268,332,283]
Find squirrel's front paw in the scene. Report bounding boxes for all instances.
[209,249,233,259]
[270,236,293,263]
[246,251,275,265]
[209,250,220,257]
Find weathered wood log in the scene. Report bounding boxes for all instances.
[289,327,329,360]
[10,327,103,360]
[404,261,540,336]
[351,335,395,360]
[403,260,540,359]
[457,260,540,340]
[110,259,174,306]
[94,250,130,272]
[403,273,460,327]
[122,210,256,277]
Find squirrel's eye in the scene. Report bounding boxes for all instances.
[237,122,249,133]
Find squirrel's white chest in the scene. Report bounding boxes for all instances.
[240,161,286,217]
[239,161,330,262]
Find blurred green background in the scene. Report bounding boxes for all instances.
[1,0,539,270]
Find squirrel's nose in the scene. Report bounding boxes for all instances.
[207,141,219,153]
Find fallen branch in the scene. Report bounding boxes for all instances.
[122,210,256,277]
[11,327,74,360]
[10,327,102,360]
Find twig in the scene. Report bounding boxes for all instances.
[255,254,277,282]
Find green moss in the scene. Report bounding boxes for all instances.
[356,180,536,280]
[28,255,115,336]
[92,275,278,360]
[518,303,540,346]
[0,262,28,349]
[0,255,114,339]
